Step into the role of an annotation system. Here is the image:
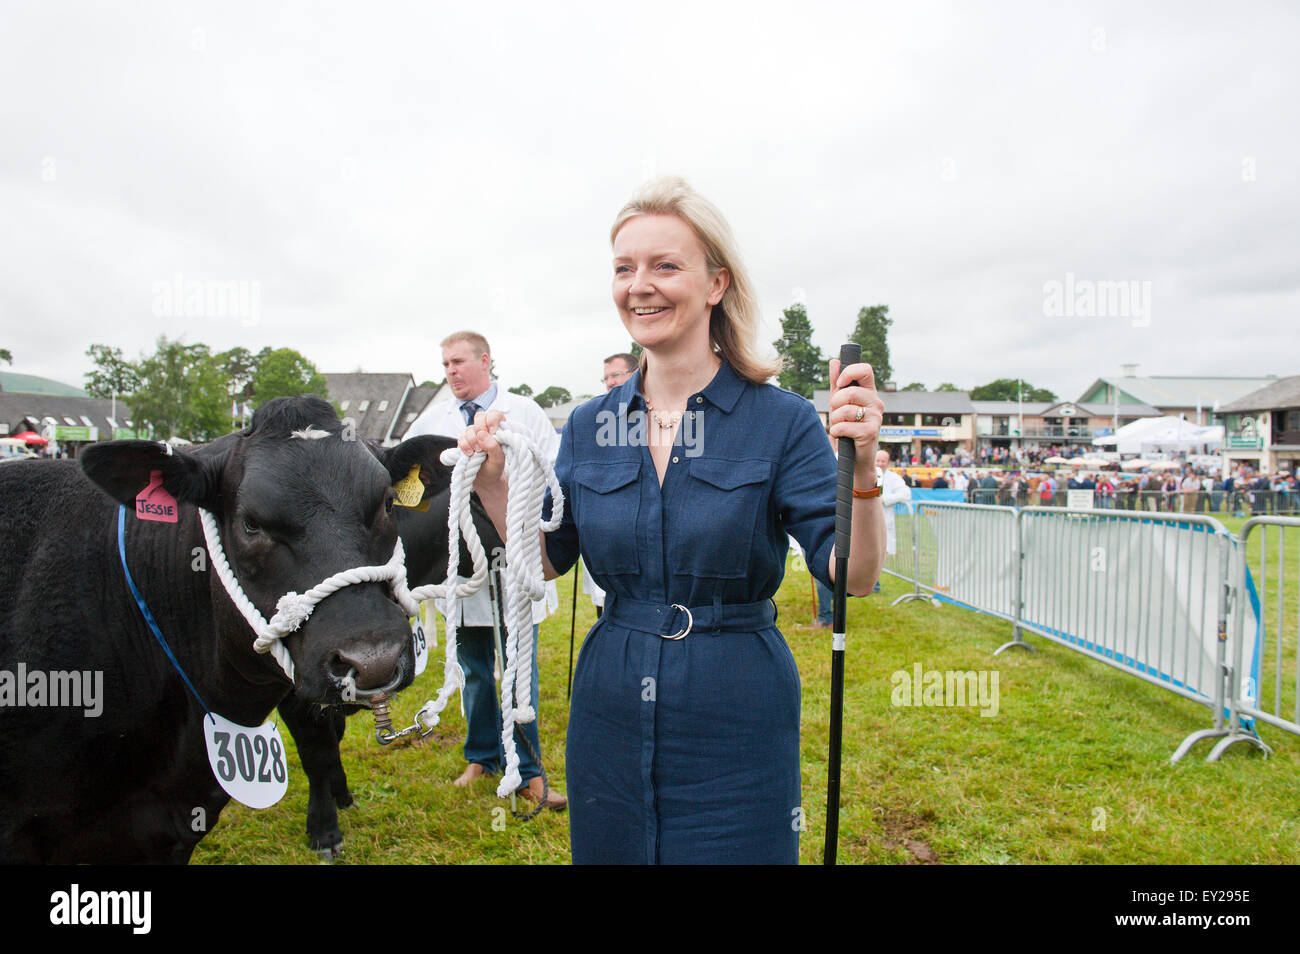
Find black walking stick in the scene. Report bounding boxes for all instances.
[824,342,860,866]
[567,559,579,700]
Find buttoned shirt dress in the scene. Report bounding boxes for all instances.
[543,361,838,864]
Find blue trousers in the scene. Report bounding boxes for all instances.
[815,578,833,624]
[457,623,542,782]
[817,578,879,622]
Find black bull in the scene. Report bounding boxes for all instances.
[0,396,465,863]
[277,479,505,856]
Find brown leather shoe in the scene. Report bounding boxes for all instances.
[517,776,567,812]
[453,763,487,787]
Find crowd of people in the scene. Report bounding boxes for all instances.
[890,461,1297,515]
[902,444,1094,468]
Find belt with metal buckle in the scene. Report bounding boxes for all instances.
[603,595,777,639]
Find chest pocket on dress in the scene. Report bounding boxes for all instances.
[673,458,771,579]
[574,461,641,575]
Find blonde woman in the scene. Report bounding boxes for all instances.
[462,177,885,864]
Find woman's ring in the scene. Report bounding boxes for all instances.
[855,405,865,423]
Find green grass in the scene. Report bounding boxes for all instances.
[193,553,1300,865]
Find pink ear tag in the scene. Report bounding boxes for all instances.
[135,469,179,523]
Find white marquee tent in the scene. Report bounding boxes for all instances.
[1093,416,1224,456]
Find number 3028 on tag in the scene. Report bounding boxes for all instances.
[203,712,290,809]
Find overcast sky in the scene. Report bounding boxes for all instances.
[3,1,1297,404]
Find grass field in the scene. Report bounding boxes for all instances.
[193,531,1300,865]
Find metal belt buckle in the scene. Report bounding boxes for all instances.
[665,603,693,640]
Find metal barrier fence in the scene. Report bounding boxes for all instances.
[1020,509,1238,764]
[1208,517,1300,760]
[885,501,1280,762]
[909,502,1019,622]
[880,504,935,606]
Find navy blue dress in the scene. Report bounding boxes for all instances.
[544,361,837,864]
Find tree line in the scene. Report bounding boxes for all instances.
[84,338,329,442]
[774,304,1056,402]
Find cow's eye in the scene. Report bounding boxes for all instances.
[242,517,262,535]
[384,495,395,515]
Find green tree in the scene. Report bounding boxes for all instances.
[629,341,643,359]
[84,344,142,398]
[935,382,961,392]
[969,378,1057,403]
[900,382,926,392]
[215,345,271,402]
[509,383,534,398]
[773,303,828,398]
[534,386,572,408]
[0,348,11,365]
[250,348,329,407]
[129,337,230,441]
[848,304,892,386]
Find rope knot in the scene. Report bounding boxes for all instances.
[274,591,315,630]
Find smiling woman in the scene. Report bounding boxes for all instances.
[459,176,886,864]
[609,179,776,387]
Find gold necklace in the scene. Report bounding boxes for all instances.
[643,396,682,429]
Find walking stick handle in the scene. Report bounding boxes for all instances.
[835,343,862,560]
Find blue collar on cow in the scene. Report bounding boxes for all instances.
[117,505,213,717]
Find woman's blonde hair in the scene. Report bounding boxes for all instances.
[610,176,780,384]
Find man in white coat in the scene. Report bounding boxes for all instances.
[876,448,912,576]
[404,330,565,810]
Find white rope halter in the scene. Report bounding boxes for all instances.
[197,420,562,798]
[403,422,564,797]
[199,508,417,683]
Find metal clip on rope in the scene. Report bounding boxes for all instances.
[372,692,438,747]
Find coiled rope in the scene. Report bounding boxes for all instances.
[399,422,564,798]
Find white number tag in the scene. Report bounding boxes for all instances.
[203,712,290,809]
[411,615,429,677]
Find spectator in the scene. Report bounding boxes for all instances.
[1096,473,1113,508]
[1179,467,1200,515]
[405,329,565,810]
[1039,473,1056,507]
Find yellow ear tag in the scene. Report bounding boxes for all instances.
[393,463,429,511]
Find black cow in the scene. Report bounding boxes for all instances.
[0,396,452,863]
[278,450,508,856]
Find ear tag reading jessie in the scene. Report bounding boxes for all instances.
[393,463,429,511]
[135,470,179,523]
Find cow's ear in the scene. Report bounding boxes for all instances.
[379,435,458,504]
[81,440,226,511]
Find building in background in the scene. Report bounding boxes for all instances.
[0,371,134,454]
[815,388,975,461]
[1076,366,1277,426]
[324,372,450,446]
[1217,375,1300,476]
